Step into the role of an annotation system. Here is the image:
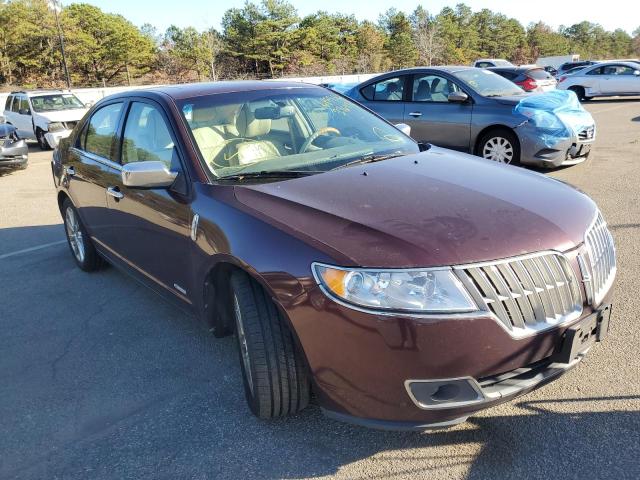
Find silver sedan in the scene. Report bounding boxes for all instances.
[344,66,596,168]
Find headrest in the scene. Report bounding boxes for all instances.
[417,80,431,95]
[235,104,271,138]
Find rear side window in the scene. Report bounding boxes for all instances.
[527,69,552,80]
[475,62,492,68]
[122,102,175,166]
[5,95,13,111]
[18,97,30,113]
[361,77,405,101]
[84,102,123,160]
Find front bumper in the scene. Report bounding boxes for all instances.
[0,139,28,169]
[286,250,612,430]
[518,124,596,168]
[44,129,72,148]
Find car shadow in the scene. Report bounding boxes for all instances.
[585,97,640,104]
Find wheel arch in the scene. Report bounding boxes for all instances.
[474,124,520,156]
[57,190,71,214]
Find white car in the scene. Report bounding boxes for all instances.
[557,61,640,101]
[3,90,88,149]
[473,58,513,68]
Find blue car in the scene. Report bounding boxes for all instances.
[344,66,596,168]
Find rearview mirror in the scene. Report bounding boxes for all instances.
[254,105,295,119]
[448,92,469,103]
[394,123,411,136]
[121,161,177,188]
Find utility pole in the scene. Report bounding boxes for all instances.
[49,0,71,89]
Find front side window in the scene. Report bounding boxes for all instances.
[178,88,418,179]
[18,97,30,114]
[603,65,635,75]
[30,94,84,113]
[452,69,524,97]
[412,74,461,102]
[361,77,405,101]
[122,102,175,166]
[84,102,123,160]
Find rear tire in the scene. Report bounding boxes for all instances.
[62,198,103,272]
[477,128,520,165]
[230,270,310,419]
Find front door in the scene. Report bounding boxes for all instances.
[598,64,633,95]
[67,101,125,254]
[106,99,194,305]
[403,73,472,151]
[12,95,34,139]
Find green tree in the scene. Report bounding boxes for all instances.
[379,8,417,69]
[61,3,154,85]
[355,21,388,72]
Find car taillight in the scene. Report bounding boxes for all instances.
[518,77,538,91]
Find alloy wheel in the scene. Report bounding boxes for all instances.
[233,294,254,395]
[482,136,514,163]
[65,207,85,263]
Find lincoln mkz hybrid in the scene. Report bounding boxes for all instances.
[52,81,616,430]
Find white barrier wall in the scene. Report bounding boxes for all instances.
[0,73,378,109]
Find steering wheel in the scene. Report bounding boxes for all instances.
[299,127,341,153]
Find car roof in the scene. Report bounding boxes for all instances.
[138,80,322,100]
[488,66,544,73]
[10,89,69,96]
[583,61,640,68]
[374,66,479,77]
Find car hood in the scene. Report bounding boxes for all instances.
[233,147,597,268]
[34,108,88,123]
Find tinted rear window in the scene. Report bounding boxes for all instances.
[528,69,552,80]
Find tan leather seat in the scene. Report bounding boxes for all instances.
[232,105,282,166]
[191,106,227,164]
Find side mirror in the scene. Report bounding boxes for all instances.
[448,91,469,103]
[84,100,94,107]
[121,161,177,188]
[394,123,411,136]
[634,70,640,76]
[19,108,31,115]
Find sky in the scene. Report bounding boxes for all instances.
[80,0,638,35]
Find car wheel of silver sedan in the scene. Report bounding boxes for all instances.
[62,198,104,272]
[478,129,520,165]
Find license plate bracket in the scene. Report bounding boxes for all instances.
[552,304,612,364]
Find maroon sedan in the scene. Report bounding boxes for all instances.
[51,81,616,430]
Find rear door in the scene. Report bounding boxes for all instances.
[358,75,408,125]
[66,101,125,254]
[403,72,472,150]
[106,99,194,305]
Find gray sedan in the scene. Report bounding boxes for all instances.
[344,66,596,168]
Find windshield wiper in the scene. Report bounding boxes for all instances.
[217,170,322,181]
[331,153,404,171]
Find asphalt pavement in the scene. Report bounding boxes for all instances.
[1,99,639,479]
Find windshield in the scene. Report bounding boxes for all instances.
[31,94,84,112]
[178,88,419,179]
[453,69,524,97]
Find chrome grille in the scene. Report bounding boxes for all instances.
[456,252,582,335]
[584,211,616,305]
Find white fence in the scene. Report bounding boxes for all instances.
[0,73,377,109]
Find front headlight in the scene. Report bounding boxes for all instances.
[312,263,477,314]
[47,122,65,132]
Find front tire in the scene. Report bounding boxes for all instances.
[36,128,51,150]
[62,198,103,271]
[230,271,310,419]
[569,86,592,102]
[478,129,520,165]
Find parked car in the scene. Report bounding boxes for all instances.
[344,67,596,168]
[0,123,28,170]
[473,58,513,68]
[52,81,616,430]
[487,66,557,92]
[3,90,88,149]
[558,61,640,100]
[557,65,587,82]
[556,61,598,77]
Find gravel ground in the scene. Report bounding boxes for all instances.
[1,99,639,480]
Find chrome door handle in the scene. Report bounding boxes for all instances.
[106,186,124,200]
[65,166,75,176]
[409,112,422,117]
